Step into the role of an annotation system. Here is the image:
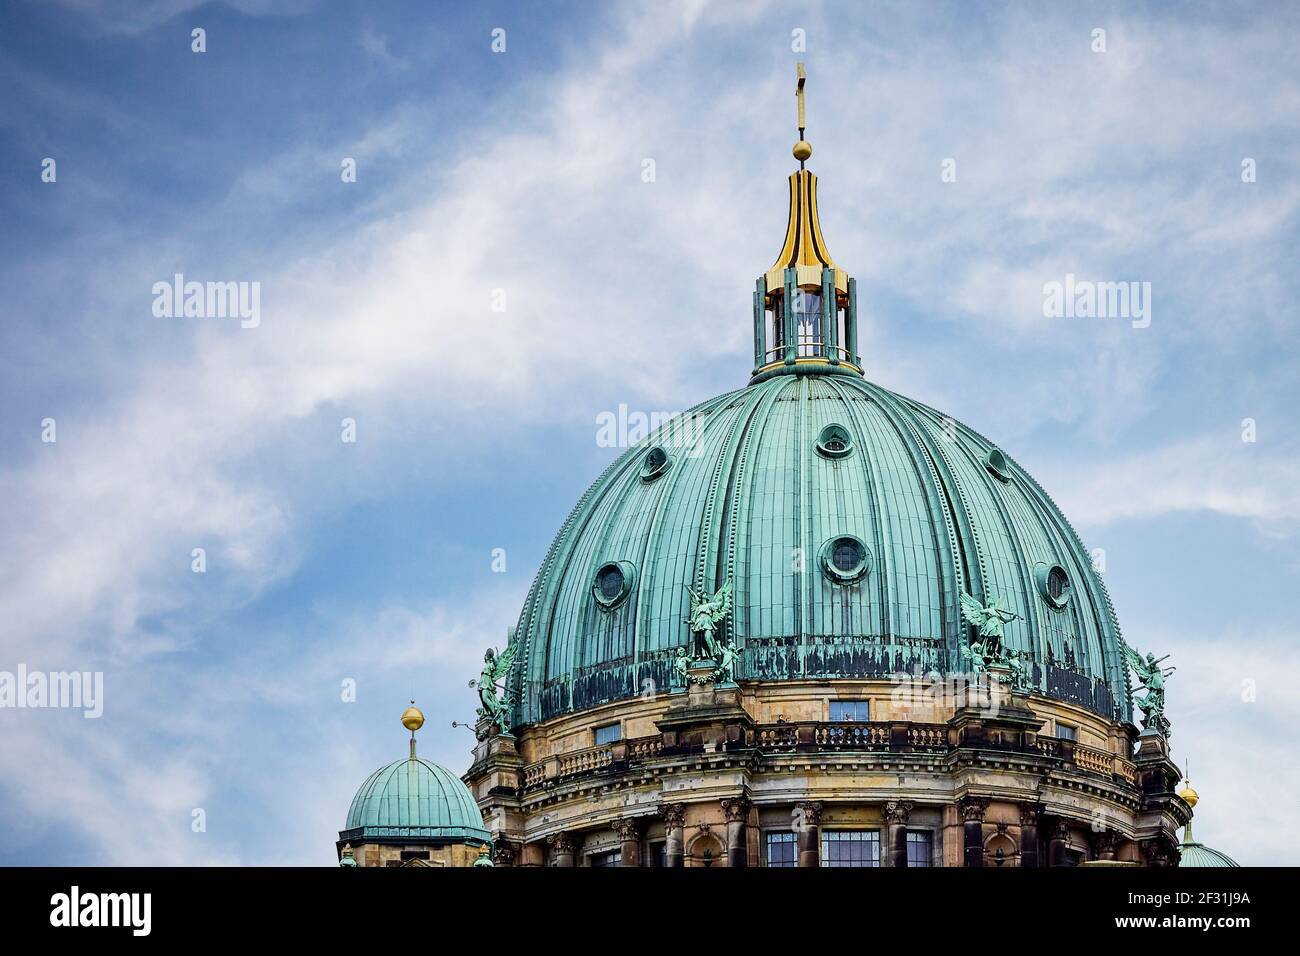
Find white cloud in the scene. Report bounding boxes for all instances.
[1040,435,1300,528]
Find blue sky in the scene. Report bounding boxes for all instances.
[1,0,1297,864]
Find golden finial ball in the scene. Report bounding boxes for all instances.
[793,140,813,162]
[401,703,425,732]
[1178,783,1199,808]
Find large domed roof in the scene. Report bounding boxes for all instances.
[509,372,1129,728]
[342,755,489,845]
[506,64,1129,731]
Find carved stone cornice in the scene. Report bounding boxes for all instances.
[795,800,823,827]
[958,796,990,822]
[547,832,576,855]
[613,818,642,841]
[658,803,686,829]
[721,796,751,824]
[883,800,914,825]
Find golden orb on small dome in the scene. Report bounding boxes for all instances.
[1178,781,1199,808]
[401,702,425,733]
[793,140,813,162]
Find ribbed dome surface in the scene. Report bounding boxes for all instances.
[344,756,489,843]
[511,374,1129,727]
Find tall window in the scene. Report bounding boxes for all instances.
[589,850,621,868]
[906,831,933,867]
[594,723,621,745]
[830,700,869,722]
[821,829,880,867]
[766,831,797,868]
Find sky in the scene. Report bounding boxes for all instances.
[1,0,1297,865]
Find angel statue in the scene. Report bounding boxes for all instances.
[1123,643,1175,738]
[684,579,738,683]
[959,591,1024,687]
[687,579,733,660]
[472,629,517,738]
[959,592,1020,655]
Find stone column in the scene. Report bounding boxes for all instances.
[958,797,989,868]
[547,832,576,868]
[1048,818,1070,867]
[1018,804,1042,868]
[883,800,913,867]
[721,797,751,868]
[613,818,642,868]
[796,801,823,868]
[659,803,686,868]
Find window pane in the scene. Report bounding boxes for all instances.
[590,850,621,868]
[906,831,932,867]
[595,723,622,745]
[1056,723,1076,741]
[820,829,879,867]
[766,831,797,868]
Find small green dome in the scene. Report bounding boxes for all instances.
[1179,824,1239,867]
[340,756,489,845]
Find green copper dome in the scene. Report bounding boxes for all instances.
[340,755,489,845]
[1178,819,1239,867]
[508,79,1129,731]
[510,373,1130,727]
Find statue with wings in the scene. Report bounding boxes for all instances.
[959,592,1020,653]
[1123,642,1175,737]
[959,591,1025,686]
[472,628,517,738]
[684,579,737,683]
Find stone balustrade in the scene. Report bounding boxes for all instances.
[517,722,1133,793]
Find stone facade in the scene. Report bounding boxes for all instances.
[464,676,1189,867]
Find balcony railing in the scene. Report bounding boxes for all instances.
[519,723,1134,793]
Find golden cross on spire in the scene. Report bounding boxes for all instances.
[792,62,812,165]
[796,62,807,133]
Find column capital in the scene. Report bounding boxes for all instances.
[958,796,990,822]
[613,818,643,841]
[1091,829,1122,860]
[795,800,823,828]
[1018,802,1044,827]
[883,800,914,825]
[547,831,577,855]
[658,802,687,828]
[721,796,751,824]
[491,840,519,867]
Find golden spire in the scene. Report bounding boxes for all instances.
[766,63,845,297]
[1177,761,1199,809]
[401,700,425,757]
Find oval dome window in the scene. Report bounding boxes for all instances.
[984,448,1011,483]
[820,535,871,583]
[1035,562,1072,609]
[593,561,635,609]
[816,423,854,459]
[640,446,671,482]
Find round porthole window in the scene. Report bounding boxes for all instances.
[816,423,854,459]
[820,535,871,583]
[1035,562,1072,609]
[640,446,671,482]
[984,448,1011,483]
[593,561,635,609]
